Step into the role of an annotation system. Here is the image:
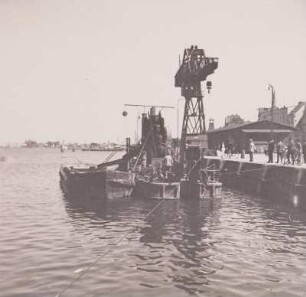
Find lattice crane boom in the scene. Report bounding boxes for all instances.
[175,45,218,162]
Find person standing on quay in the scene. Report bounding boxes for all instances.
[276,140,285,164]
[303,141,306,164]
[248,139,256,162]
[268,139,275,163]
[163,152,173,179]
[296,139,303,165]
[287,139,295,165]
[221,142,225,159]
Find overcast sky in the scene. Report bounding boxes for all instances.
[0,0,305,144]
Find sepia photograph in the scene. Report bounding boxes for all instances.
[0,0,305,296]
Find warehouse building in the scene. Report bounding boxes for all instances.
[207,120,297,153]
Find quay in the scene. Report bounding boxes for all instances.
[204,155,306,208]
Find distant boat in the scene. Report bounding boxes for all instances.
[81,146,125,152]
[60,145,68,153]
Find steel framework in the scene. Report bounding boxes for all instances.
[175,46,218,159]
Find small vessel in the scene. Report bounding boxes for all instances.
[125,104,222,200]
[59,46,222,201]
[124,105,181,200]
[59,139,142,200]
[204,169,222,198]
[134,177,180,200]
[59,165,135,199]
[180,168,222,199]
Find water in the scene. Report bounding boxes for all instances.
[0,148,305,297]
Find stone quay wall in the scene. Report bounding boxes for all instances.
[203,157,306,207]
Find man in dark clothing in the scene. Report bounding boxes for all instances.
[227,141,233,158]
[296,140,303,165]
[276,140,285,164]
[287,139,295,165]
[268,140,275,163]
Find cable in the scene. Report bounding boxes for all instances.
[185,158,201,177]
[219,167,263,176]
[60,156,95,167]
[54,199,165,297]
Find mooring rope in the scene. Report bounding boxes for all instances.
[54,199,165,297]
[185,158,202,177]
[61,151,119,168]
[133,129,153,171]
[102,151,116,163]
[184,159,262,180]
[60,156,95,166]
[219,167,264,176]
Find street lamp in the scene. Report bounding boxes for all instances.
[268,84,276,140]
[136,114,141,143]
[177,98,184,139]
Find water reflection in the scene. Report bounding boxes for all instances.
[62,188,226,296]
[2,148,305,297]
[63,190,133,221]
[141,199,224,296]
[63,187,222,250]
[61,185,306,297]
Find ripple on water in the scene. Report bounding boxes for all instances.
[0,148,305,297]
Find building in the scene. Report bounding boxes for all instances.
[258,101,306,128]
[287,101,306,127]
[208,119,215,131]
[258,106,288,125]
[207,120,296,153]
[291,107,306,143]
[224,114,244,128]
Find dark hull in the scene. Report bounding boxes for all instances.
[134,179,180,199]
[180,179,222,199]
[59,166,135,199]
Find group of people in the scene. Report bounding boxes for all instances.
[136,152,174,182]
[218,141,239,159]
[266,139,305,165]
[248,138,306,165]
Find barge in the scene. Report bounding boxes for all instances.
[134,179,180,200]
[59,46,222,200]
[59,165,135,199]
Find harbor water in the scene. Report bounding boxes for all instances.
[0,148,305,297]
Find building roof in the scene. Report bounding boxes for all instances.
[207,120,297,134]
[289,101,305,116]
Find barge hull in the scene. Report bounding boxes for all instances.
[134,180,180,199]
[59,166,135,199]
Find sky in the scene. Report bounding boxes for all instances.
[0,0,306,144]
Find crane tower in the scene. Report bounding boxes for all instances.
[175,46,218,161]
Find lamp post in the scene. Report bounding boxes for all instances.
[268,84,276,140]
[177,98,184,139]
[136,114,141,143]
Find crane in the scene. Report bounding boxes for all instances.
[175,46,218,165]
